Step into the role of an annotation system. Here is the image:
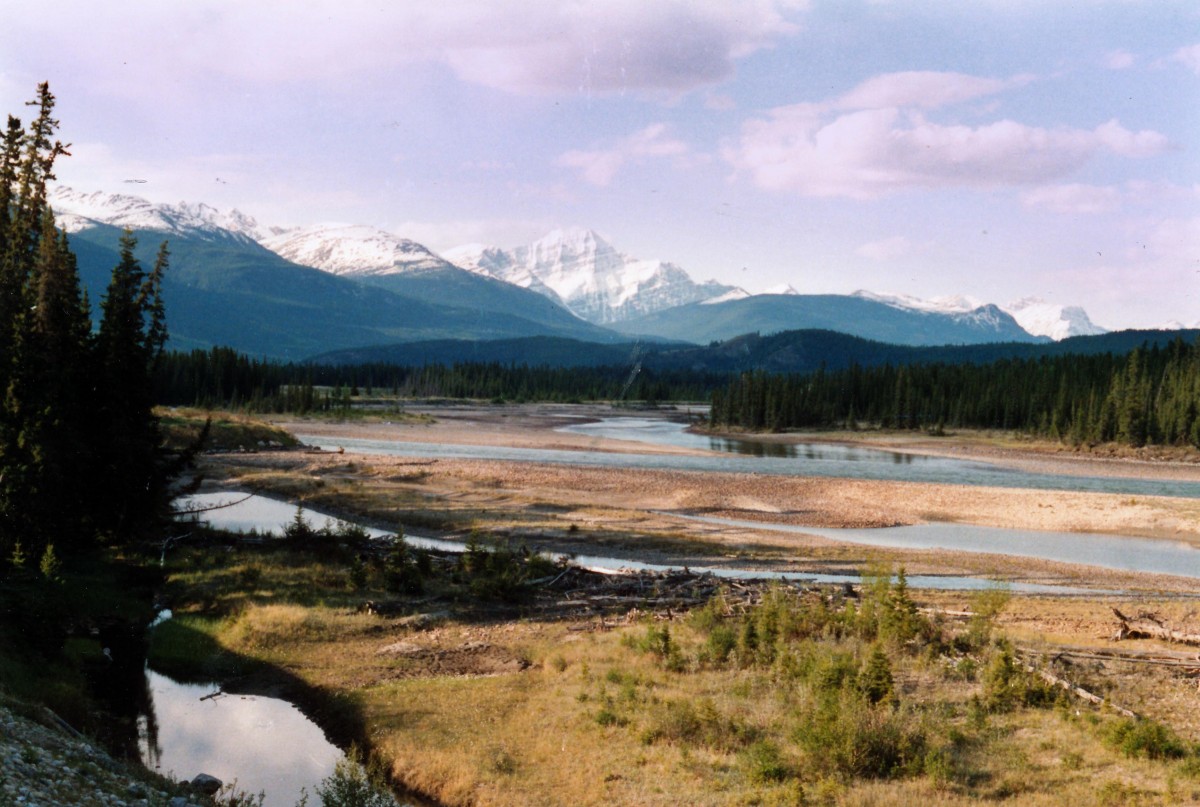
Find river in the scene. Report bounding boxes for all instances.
[296,417,1200,499]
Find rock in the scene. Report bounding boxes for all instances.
[189,773,223,795]
[168,797,190,807]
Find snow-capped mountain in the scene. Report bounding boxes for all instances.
[852,290,1106,341]
[444,227,738,324]
[48,187,269,244]
[702,288,751,305]
[762,283,800,296]
[1003,297,1107,341]
[261,224,457,277]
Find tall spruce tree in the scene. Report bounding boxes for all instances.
[1,83,175,567]
[92,234,171,537]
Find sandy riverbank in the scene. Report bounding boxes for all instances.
[200,405,1199,594]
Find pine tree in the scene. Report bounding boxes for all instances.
[92,234,171,536]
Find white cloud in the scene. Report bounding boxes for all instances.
[0,1,805,98]
[1104,49,1135,70]
[724,71,1171,199]
[855,236,917,261]
[557,123,694,186]
[1172,43,1200,75]
[1145,216,1200,262]
[1021,183,1121,214]
[834,71,1027,111]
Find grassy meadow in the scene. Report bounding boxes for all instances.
[151,521,1200,807]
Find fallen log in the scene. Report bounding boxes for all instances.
[1017,658,1137,718]
[1112,608,1200,647]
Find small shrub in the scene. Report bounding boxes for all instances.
[794,695,928,780]
[38,544,61,582]
[742,739,791,784]
[964,586,1011,649]
[348,555,369,590]
[699,624,736,666]
[313,747,397,807]
[858,645,895,706]
[1104,717,1188,760]
[641,697,756,752]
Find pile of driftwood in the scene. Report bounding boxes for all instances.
[529,567,772,622]
[1112,607,1200,647]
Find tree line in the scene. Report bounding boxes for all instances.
[154,348,725,410]
[709,338,1200,448]
[1,84,176,570]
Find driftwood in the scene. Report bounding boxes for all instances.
[1112,608,1200,647]
[1015,656,1138,718]
[1020,644,1200,670]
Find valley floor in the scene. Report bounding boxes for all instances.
[165,404,1200,805]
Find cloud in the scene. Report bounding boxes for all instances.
[1021,183,1122,214]
[1173,44,1200,74]
[833,71,1028,111]
[556,123,694,185]
[1,1,805,98]
[1145,215,1200,262]
[1104,50,1135,70]
[855,236,917,261]
[724,71,1171,199]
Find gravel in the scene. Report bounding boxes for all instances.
[0,700,204,807]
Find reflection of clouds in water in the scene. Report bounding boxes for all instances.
[145,671,341,807]
[176,493,392,537]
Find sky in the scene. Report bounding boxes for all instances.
[2,0,1197,329]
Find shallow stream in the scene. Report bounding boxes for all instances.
[296,417,1200,499]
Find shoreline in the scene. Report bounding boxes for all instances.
[209,405,1200,595]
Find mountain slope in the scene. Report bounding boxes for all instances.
[261,223,615,341]
[62,222,621,359]
[311,328,1200,376]
[444,227,739,324]
[614,293,1044,346]
[852,290,1106,341]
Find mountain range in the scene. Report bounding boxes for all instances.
[47,187,1153,362]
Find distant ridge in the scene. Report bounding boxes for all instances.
[309,327,1198,375]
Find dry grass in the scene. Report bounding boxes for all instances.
[157,546,1200,805]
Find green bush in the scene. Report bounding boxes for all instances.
[1104,717,1188,760]
[310,750,398,807]
[794,694,928,780]
[640,697,756,752]
[741,739,791,784]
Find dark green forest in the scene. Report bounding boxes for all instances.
[154,347,725,411]
[709,339,1200,448]
[1,84,177,569]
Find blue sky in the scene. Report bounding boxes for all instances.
[2,1,1197,328]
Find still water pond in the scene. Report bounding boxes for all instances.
[140,668,342,807]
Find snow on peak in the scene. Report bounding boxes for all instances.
[763,283,799,296]
[1003,297,1107,341]
[260,223,455,276]
[852,289,984,314]
[48,186,265,243]
[444,229,736,323]
[702,287,751,305]
[851,289,1106,340]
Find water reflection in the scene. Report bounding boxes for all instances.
[140,668,342,807]
[178,493,1098,594]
